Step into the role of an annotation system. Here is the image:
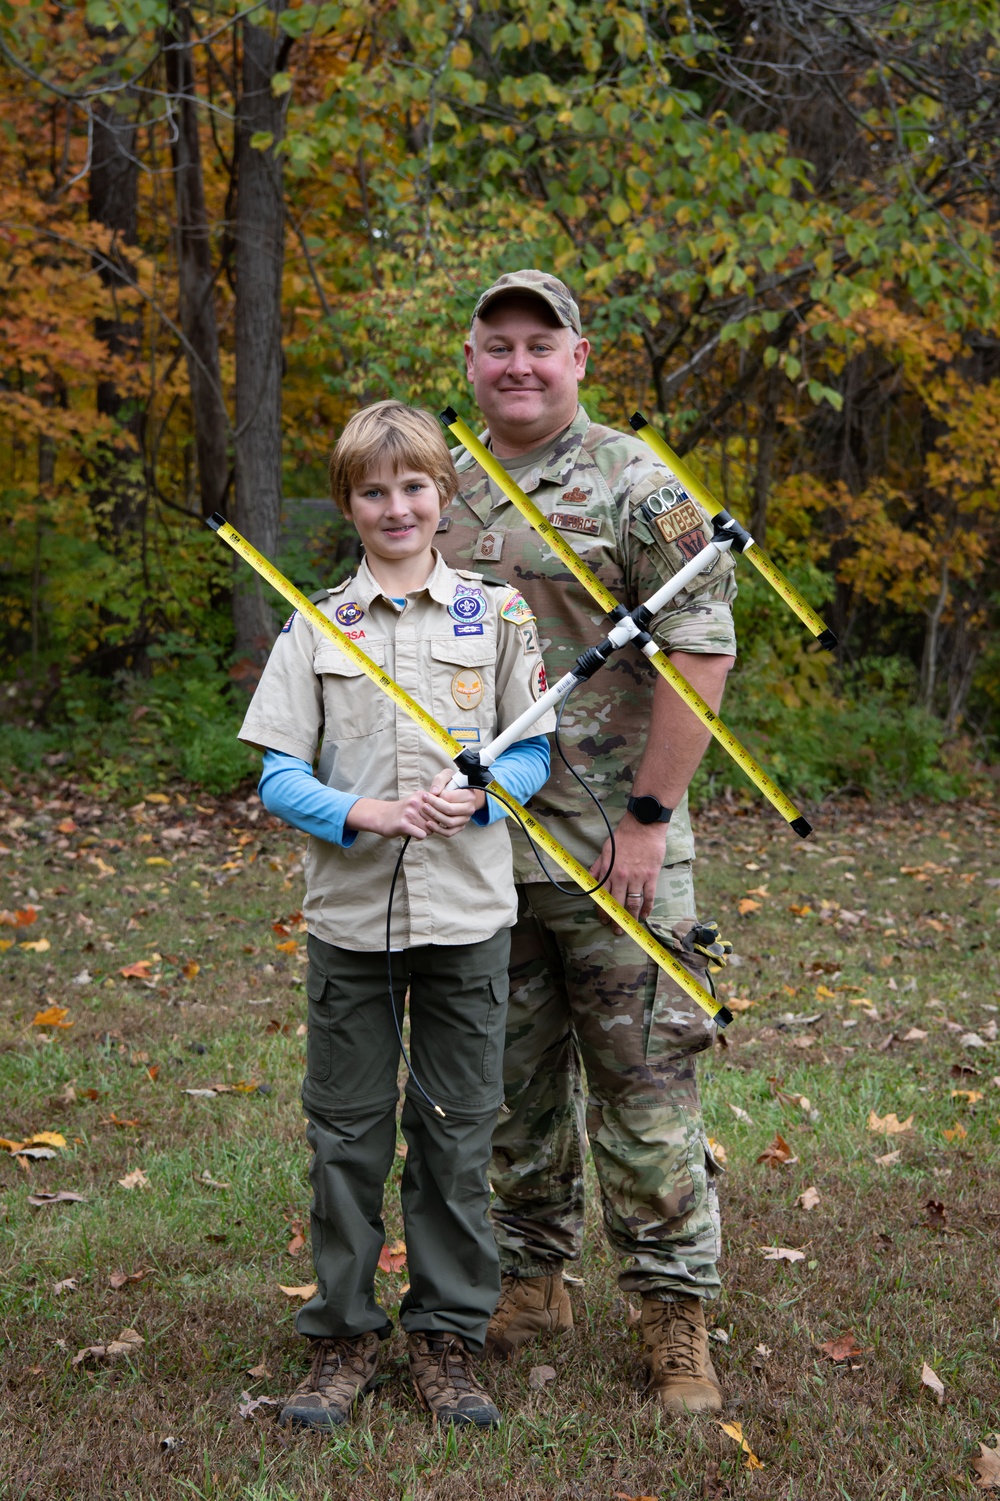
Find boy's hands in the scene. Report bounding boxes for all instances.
[345,772,486,842]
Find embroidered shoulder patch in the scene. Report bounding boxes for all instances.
[500,590,534,625]
[651,499,704,546]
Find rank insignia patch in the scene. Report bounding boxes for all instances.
[549,512,600,536]
[335,601,365,628]
[473,529,504,561]
[451,669,485,710]
[560,486,589,505]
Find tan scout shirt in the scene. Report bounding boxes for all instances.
[436,406,737,879]
[238,552,555,952]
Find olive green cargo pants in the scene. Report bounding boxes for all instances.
[296,929,510,1352]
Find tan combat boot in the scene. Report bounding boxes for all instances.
[640,1295,723,1415]
[408,1333,501,1427]
[484,1271,573,1359]
[278,1332,380,1429]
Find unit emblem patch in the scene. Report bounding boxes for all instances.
[335,601,365,628]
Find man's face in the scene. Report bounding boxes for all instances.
[465,295,589,453]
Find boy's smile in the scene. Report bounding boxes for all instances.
[348,464,443,588]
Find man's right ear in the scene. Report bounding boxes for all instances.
[464,340,475,381]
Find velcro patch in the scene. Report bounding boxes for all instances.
[549,512,600,536]
[652,500,704,546]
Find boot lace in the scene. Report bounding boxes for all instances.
[644,1303,702,1377]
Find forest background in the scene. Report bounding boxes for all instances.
[1,0,999,807]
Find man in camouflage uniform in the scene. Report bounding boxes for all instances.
[435,270,737,1415]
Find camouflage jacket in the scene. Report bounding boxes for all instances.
[435,405,738,881]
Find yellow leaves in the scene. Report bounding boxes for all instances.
[942,1121,968,1143]
[32,1005,72,1027]
[718,1421,764,1470]
[450,39,472,70]
[607,197,630,225]
[867,1111,914,1135]
[278,1283,318,1300]
[20,938,51,953]
[737,898,761,916]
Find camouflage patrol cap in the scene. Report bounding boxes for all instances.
[471,269,582,336]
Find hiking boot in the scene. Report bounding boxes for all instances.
[484,1271,573,1359]
[408,1332,500,1428]
[278,1332,380,1429]
[640,1295,723,1416]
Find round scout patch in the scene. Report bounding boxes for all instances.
[335,601,365,627]
[531,659,547,700]
[451,669,485,710]
[448,586,487,625]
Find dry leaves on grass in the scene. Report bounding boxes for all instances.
[28,1190,86,1207]
[119,962,153,980]
[921,1362,945,1404]
[1,906,38,927]
[972,1437,1000,1490]
[71,1327,144,1367]
[756,1132,798,1169]
[117,1169,151,1191]
[728,1104,754,1124]
[109,1269,148,1290]
[378,1240,407,1274]
[796,1186,821,1210]
[876,1149,902,1166]
[867,1110,914,1135]
[818,1333,867,1363]
[238,1392,280,1419]
[718,1420,764,1470]
[528,1364,557,1390]
[198,1171,231,1190]
[31,1006,71,1028]
[943,1121,968,1142]
[278,1283,318,1300]
[759,1246,806,1263]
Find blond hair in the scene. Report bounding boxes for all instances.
[329,401,458,517]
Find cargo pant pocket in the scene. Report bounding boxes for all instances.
[305,965,333,1085]
[483,971,509,1083]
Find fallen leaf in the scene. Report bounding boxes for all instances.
[238,1391,280,1419]
[20,938,51,953]
[759,1246,806,1263]
[756,1132,798,1169]
[867,1111,914,1135]
[247,1360,270,1379]
[275,939,299,954]
[971,1437,1000,1490]
[378,1240,407,1274]
[796,1186,821,1210]
[708,1328,729,1344]
[737,898,761,916]
[528,1364,557,1390]
[14,1145,57,1159]
[296,1022,307,1037]
[923,1198,949,1230]
[119,962,153,979]
[951,1090,984,1104]
[902,1028,928,1042]
[745,884,769,898]
[181,961,200,979]
[28,1190,86,1207]
[876,1150,902,1166]
[117,1169,151,1191]
[943,1121,968,1142]
[788,903,812,916]
[921,1362,945,1404]
[53,1277,79,1295]
[183,1089,218,1098]
[961,1033,988,1049]
[31,1006,72,1028]
[728,1103,754,1124]
[754,1343,772,1359]
[109,1269,148,1289]
[1,906,38,927]
[26,1131,66,1148]
[198,1171,230,1190]
[100,1114,142,1129]
[819,1333,866,1362]
[145,857,171,867]
[718,1420,764,1470]
[727,996,754,1012]
[287,1232,306,1257]
[278,1283,318,1299]
[71,1327,144,1367]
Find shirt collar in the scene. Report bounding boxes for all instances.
[350,550,454,611]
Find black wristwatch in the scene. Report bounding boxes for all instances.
[627,795,673,825]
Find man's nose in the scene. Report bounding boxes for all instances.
[504,344,533,377]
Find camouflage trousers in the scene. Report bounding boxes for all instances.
[491,862,723,1300]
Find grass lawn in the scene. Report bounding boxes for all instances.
[1,775,998,1500]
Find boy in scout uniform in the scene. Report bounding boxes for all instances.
[435,272,737,1414]
[239,401,554,1430]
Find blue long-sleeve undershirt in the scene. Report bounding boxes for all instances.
[258,736,550,848]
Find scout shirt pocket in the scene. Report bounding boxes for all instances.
[314,639,389,739]
[427,635,497,743]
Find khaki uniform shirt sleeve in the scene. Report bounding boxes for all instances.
[237,614,325,761]
[622,472,738,658]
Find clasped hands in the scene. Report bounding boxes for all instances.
[348,768,486,842]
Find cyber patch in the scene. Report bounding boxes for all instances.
[448,587,487,625]
[335,601,365,628]
[650,499,704,546]
[500,590,534,626]
[549,512,600,536]
[447,726,481,744]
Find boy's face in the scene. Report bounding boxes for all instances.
[347,464,443,570]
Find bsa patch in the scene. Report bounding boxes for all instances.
[531,659,548,700]
[335,601,365,628]
[549,512,600,536]
[451,669,485,711]
[675,529,708,562]
[448,726,481,744]
[561,486,589,505]
[500,590,534,626]
[435,515,453,533]
[448,586,487,625]
[651,499,704,547]
[454,622,484,636]
[473,528,504,561]
[280,611,296,633]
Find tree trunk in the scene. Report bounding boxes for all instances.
[920,557,949,709]
[89,92,145,542]
[165,0,231,518]
[232,2,288,664]
[751,368,779,545]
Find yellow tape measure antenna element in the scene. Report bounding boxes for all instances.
[439,411,812,840]
[629,413,837,652]
[206,513,732,1028]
